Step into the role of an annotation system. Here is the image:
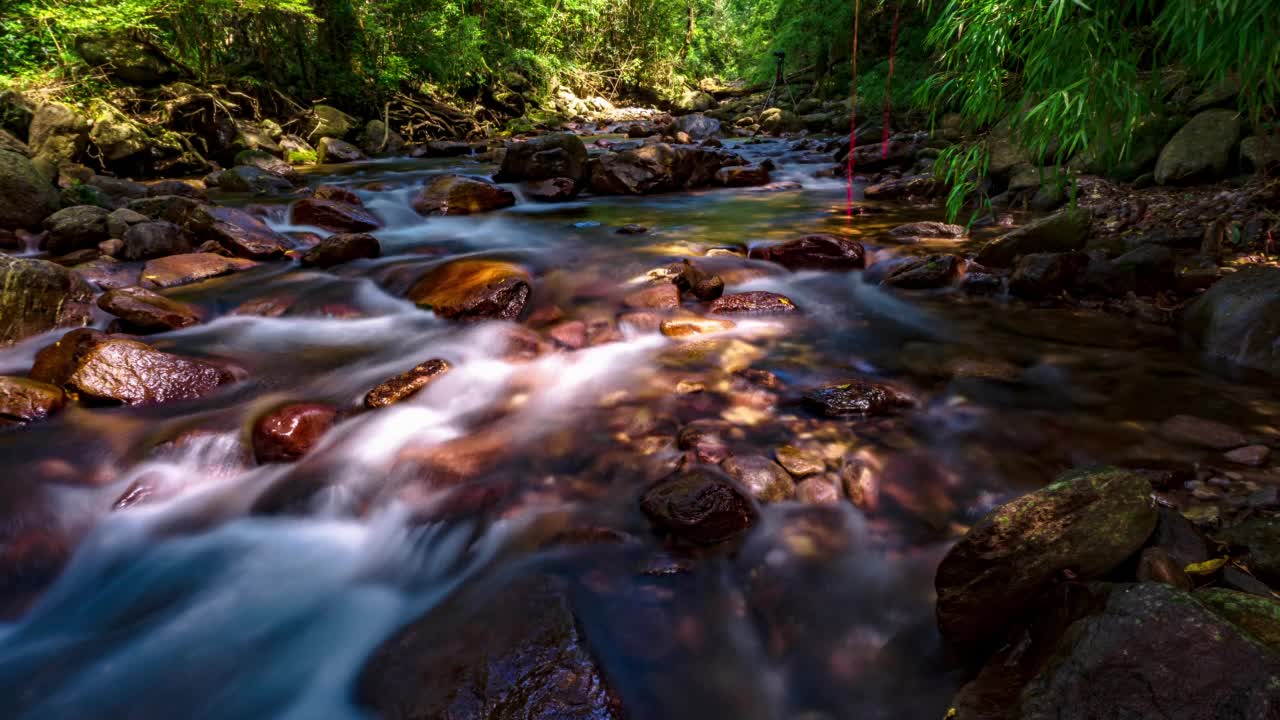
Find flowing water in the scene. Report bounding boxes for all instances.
[1,137,1278,719]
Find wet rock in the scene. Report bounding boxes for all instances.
[976,208,1091,267]
[418,140,472,157]
[364,358,451,408]
[411,174,516,216]
[1136,547,1193,590]
[617,224,648,235]
[300,232,380,268]
[119,220,192,261]
[357,120,405,156]
[305,105,358,142]
[935,466,1157,646]
[1018,583,1280,720]
[660,317,736,338]
[524,177,578,202]
[1225,445,1271,467]
[31,333,230,405]
[316,137,366,164]
[1183,267,1280,377]
[1155,109,1243,185]
[714,164,771,187]
[882,254,960,289]
[216,165,295,195]
[668,260,724,301]
[1008,252,1089,299]
[43,205,110,254]
[0,254,93,347]
[675,113,721,140]
[1159,414,1248,449]
[407,259,532,321]
[105,207,149,238]
[359,576,621,720]
[588,143,742,195]
[496,133,590,185]
[291,198,381,232]
[188,205,292,259]
[889,221,966,239]
[759,108,800,134]
[863,174,939,200]
[709,291,798,315]
[139,252,257,289]
[97,286,201,333]
[74,34,178,86]
[1196,588,1280,650]
[0,376,66,422]
[803,380,913,418]
[795,477,840,505]
[252,403,339,463]
[748,234,865,271]
[548,320,587,349]
[1214,518,1280,586]
[775,446,823,477]
[640,467,759,545]
[722,455,795,502]
[623,283,680,310]
[127,194,202,224]
[0,149,60,229]
[677,420,731,464]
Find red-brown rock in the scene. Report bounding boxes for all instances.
[411,174,516,216]
[291,198,381,233]
[252,403,339,463]
[748,234,865,271]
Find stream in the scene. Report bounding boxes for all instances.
[1,136,1277,719]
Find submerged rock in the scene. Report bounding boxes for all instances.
[709,291,798,315]
[411,174,516,216]
[640,467,759,545]
[934,466,1156,646]
[252,403,339,463]
[0,254,93,347]
[722,455,795,503]
[97,286,201,333]
[748,234,865,271]
[803,380,913,417]
[364,358,451,408]
[407,259,532,321]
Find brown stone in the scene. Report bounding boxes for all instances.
[300,233,380,268]
[803,380,913,417]
[188,205,291,259]
[660,316,736,338]
[313,185,363,206]
[640,467,759,545]
[407,259,532,321]
[775,445,824,477]
[0,376,66,422]
[1160,415,1249,450]
[548,320,588,349]
[709,291,799,315]
[748,234,865,271]
[524,177,578,201]
[140,253,257,289]
[623,283,680,310]
[364,359,451,408]
[411,174,516,216]
[97,286,202,334]
[31,332,230,406]
[252,403,339,463]
[722,454,795,502]
[0,254,94,347]
[715,164,771,187]
[882,254,961,289]
[795,476,841,505]
[1224,445,1271,467]
[291,198,381,233]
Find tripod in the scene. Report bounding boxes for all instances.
[764,51,797,109]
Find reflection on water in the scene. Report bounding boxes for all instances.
[1,136,1277,719]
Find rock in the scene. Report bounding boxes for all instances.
[1085,243,1175,296]
[617,224,648,235]
[863,174,940,200]
[316,137,366,164]
[291,198,381,232]
[935,466,1156,646]
[87,99,148,162]
[1155,109,1243,185]
[215,166,295,196]
[119,221,192,261]
[0,149,60,231]
[419,140,472,157]
[252,403,339,463]
[1225,445,1271,467]
[232,121,281,155]
[232,150,303,185]
[0,254,93,346]
[748,234,865,271]
[985,120,1033,176]
[668,260,724,301]
[139,253,257,289]
[31,334,230,405]
[313,185,363,205]
[795,477,840,504]
[890,221,966,239]
[188,205,292,259]
[1017,584,1280,720]
[97,286,201,334]
[305,105,358,142]
[715,164,771,187]
[495,133,589,185]
[28,103,89,172]
[775,446,823,477]
[74,34,178,85]
[127,194,202,224]
[977,208,1091,267]
[1240,135,1280,174]
[1136,546,1193,590]
[1009,252,1089,299]
[1070,115,1185,181]
[105,207,149,238]
[1215,518,1280,586]
[675,89,715,112]
[1197,588,1280,651]
[623,283,680,310]
[411,175,516,216]
[548,320,587,349]
[91,175,149,203]
[279,134,317,163]
[659,317,736,338]
[640,467,759,545]
[722,455,795,503]
[300,233,380,269]
[675,113,721,140]
[1183,267,1280,376]
[42,205,110,254]
[357,120,405,156]
[524,177,578,202]
[364,358,451,409]
[709,291,799,315]
[407,259,531,321]
[803,380,913,417]
[882,254,960,289]
[588,143,742,195]
[759,108,800,134]
[0,376,66,422]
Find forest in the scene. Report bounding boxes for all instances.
[0,1,1279,719]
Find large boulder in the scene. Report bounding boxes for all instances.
[1183,266,1280,377]
[316,137,366,164]
[0,150,59,229]
[1154,109,1243,185]
[119,220,192,261]
[74,34,179,86]
[357,120,405,156]
[0,254,93,347]
[675,113,721,141]
[495,133,589,185]
[411,175,515,216]
[30,332,230,405]
[748,234,865,271]
[588,143,742,195]
[87,99,148,162]
[291,198,381,232]
[1069,115,1185,181]
[407,259,531,321]
[304,105,358,142]
[28,103,90,173]
[187,205,292,259]
[976,208,1091,267]
[935,466,1156,647]
[43,205,111,254]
